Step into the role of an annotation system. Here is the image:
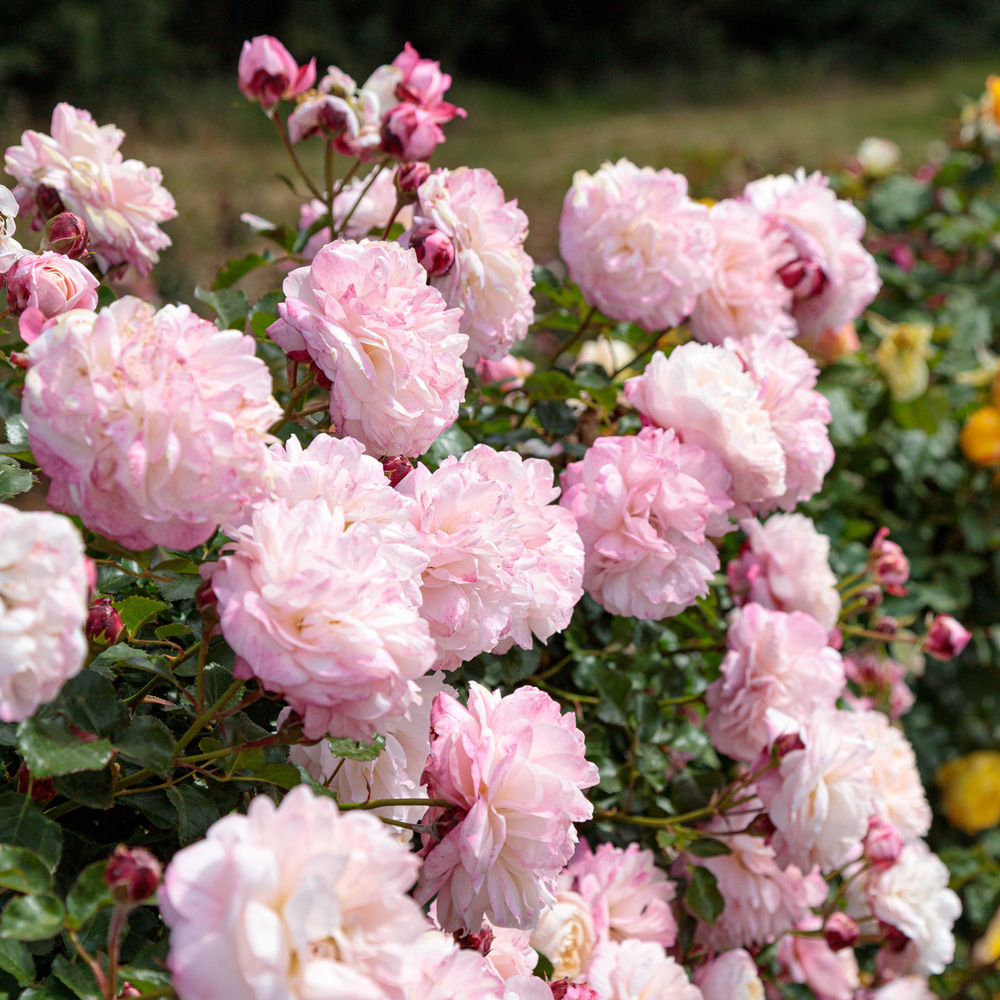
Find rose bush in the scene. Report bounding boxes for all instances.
[0,35,989,1000]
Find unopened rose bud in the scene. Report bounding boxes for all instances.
[35,185,65,221]
[238,35,316,110]
[16,764,56,805]
[85,597,126,645]
[550,982,600,1000]
[396,161,431,196]
[117,986,141,999]
[41,212,90,259]
[924,614,971,661]
[773,732,805,758]
[195,578,217,616]
[858,586,883,610]
[868,527,910,596]
[744,813,777,839]
[276,709,307,745]
[455,924,493,954]
[381,104,444,161]
[879,921,909,952]
[408,226,455,277]
[778,258,826,299]
[873,616,898,636]
[382,455,413,488]
[865,817,903,869]
[824,912,861,951]
[104,845,162,906]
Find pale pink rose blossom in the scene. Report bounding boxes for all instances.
[5,251,98,332]
[567,841,678,948]
[289,672,454,833]
[624,345,786,513]
[758,710,876,873]
[403,931,503,1000]
[417,682,599,932]
[694,817,828,949]
[855,710,931,844]
[743,169,880,338]
[694,949,764,1000]
[5,103,177,274]
[268,239,467,457]
[559,159,714,332]
[530,890,598,980]
[778,915,859,1000]
[207,499,435,741]
[846,842,960,976]
[383,105,447,161]
[0,506,90,723]
[727,514,841,632]
[237,35,316,108]
[705,604,845,762]
[333,65,404,160]
[0,185,28,275]
[866,978,936,1000]
[23,297,280,551]
[159,786,430,1000]
[287,92,359,145]
[923,614,971,661]
[587,940,703,1000]
[485,924,540,981]
[392,43,466,123]
[504,978,555,1000]
[688,199,796,345]
[411,167,535,364]
[728,333,834,512]
[476,354,536,391]
[560,426,733,619]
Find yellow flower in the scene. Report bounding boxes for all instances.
[974,904,1000,966]
[960,406,1000,467]
[937,750,1000,834]
[869,315,933,402]
[988,76,1000,126]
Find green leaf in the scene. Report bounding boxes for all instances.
[154,622,192,639]
[22,978,79,1000]
[0,458,32,502]
[112,596,170,637]
[0,794,62,871]
[113,715,175,777]
[195,286,250,330]
[0,938,34,987]
[327,734,386,762]
[0,893,65,941]
[213,252,273,289]
[65,862,113,931]
[167,785,220,844]
[523,370,580,401]
[293,765,337,799]
[51,954,100,999]
[16,716,112,778]
[684,866,724,925]
[686,838,732,858]
[423,424,474,467]
[95,285,117,309]
[3,415,28,448]
[253,763,302,789]
[55,671,124,737]
[52,769,114,810]
[535,400,578,436]
[0,845,52,894]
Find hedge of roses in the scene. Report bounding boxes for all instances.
[0,35,990,1000]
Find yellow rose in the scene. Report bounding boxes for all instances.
[960,406,1000,467]
[937,750,1000,834]
[988,76,1000,126]
[974,904,1000,966]
[869,316,933,402]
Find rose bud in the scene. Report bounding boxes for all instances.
[773,732,805,758]
[408,226,455,277]
[85,597,126,645]
[104,845,162,905]
[5,252,99,321]
[879,921,910,952]
[455,924,493,954]
[550,983,600,1000]
[865,817,903,870]
[194,578,217,616]
[778,257,826,299]
[868,527,910,596]
[924,614,972,661]
[873,616,899,636]
[238,36,316,110]
[824,912,860,951]
[117,986,141,999]
[396,161,431,196]
[744,813,777,839]
[380,104,445,162]
[40,212,90,259]
[381,455,413,488]
[34,185,65,221]
[16,764,57,805]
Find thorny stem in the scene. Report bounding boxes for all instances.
[324,142,335,223]
[105,905,128,1000]
[382,199,405,238]
[68,928,107,995]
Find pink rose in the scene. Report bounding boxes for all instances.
[382,104,446,161]
[39,211,89,258]
[404,931,504,1000]
[778,915,859,1000]
[694,950,764,1000]
[868,527,910,596]
[476,354,535,392]
[587,940,703,1000]
[392,43,466,123]
[5,251,98,329]
[923,614,971,661]
[237,35,316,108]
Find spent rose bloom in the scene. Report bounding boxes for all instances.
[0,185,28,275]
[560,426,733,620]
[289,672,454,833]
[758,710,876,872]
[688,199,796,345]
[411,167,535,365]
[267,239,467,457]
[417,683,599,932]
[160,786,429,1000]
[404,931,503,1000]
[530,890,598,980]
[728,333,834,512]
[694,950,764,1000]
[5,251,98,328]
[237,36,316,108]
[567,842,678,948]
[705,604,845,762]
[559,159,714,332]
[587,940,703,1000]
[23,297,280,551]
[0,506,90,723]
[5,103,177,274]
[743,169,880,338]
[624,344,786,513]
[288,91,359,145]
[207,499,436,741]
[726,514,841,632]
[855,710,931,843]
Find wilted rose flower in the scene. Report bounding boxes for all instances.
[5,252,99,326]
[744,169,880,338]
[237,35,316,108]
[404,931,503,1000]
[0,506,90,723]
[0,185,28,275]
[268,239,467,457]
[923,614,971,660]
[695,949,764,1000]
[871,318,934,403]
[559,158,714,332]
[530,891,597,980]
[587,940,703,1000]
[23,297,280,551]
[726,514,841,632]
[688,199,796,345]
[5,103,177,274]
[624,344,786,514]
[160,786,430,1000]
[207,498,435,741]
[705,604,845,762]
[411,167,535,364]
[417,683,599,932]
[287,91,358,144]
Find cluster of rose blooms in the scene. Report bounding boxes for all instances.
[0,34,973,1000]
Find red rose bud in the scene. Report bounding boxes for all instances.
[35,185,65,221]
[868,527,910,596]
[857,585,883,610]
[865,817,903,870]
[924,614,971,661]
[382,455,414,488]
[117,986,142,999]
[409,226,455,277]
[879,921,910,952]
[550,982,600,1000]
[396,161,431,196]
[104,845,162,905]
[40,212,90,259]
[773,732,805,758]
[16,764,57,805]
[744,813,777,839]
[778,258,827,299]
[872,616,898,636]
[455,924,493,954]
[823,912,860,952]
[85,597,126,645]
[195,578,217,616]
